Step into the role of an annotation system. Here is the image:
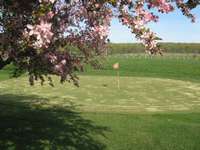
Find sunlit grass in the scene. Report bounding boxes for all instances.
[82,54,200,82]
[0,76,200,113]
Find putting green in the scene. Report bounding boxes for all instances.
[0,76,199,113]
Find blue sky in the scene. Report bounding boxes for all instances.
[109,7,200,43]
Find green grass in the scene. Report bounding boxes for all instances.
[0,53,200,149]
[82,54,200,82]
[1,76,200,113]
[1,54,200,82]
[0,65,13,81]
[86,113,200,150]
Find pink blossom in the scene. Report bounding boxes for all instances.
[46,11,55,20]
[133,19,145,29]
[148,0,174,13]
[92,25,109,39]
[61,59,66,65]
[122,17,129,25]
[144,12,155,22]
[26,20,53,48]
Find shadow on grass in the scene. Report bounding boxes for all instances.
[0,94,109,150]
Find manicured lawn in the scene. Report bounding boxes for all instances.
[0,53,200,149]
[85,112,200,150]
[0,75,200,149]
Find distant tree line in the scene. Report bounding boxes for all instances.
[108,43,200,54]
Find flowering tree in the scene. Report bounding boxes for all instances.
[0,0,199,85]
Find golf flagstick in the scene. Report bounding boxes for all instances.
[117,69,120,89]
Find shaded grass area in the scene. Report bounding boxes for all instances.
[0,93,199,150]
[0,94,108,150]
[81,54,200,82]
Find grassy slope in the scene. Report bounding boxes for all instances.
[0,54,200,149]
[82,54,200,82]
[1,54,200,82]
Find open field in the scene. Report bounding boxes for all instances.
[82,54,200,82]
[0,53,200,149]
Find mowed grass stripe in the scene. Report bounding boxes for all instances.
[0,76,199,113]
